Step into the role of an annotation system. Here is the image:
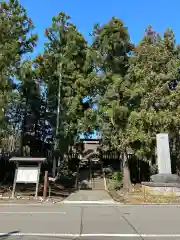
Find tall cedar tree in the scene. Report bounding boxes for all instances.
[85,17,133,191]
[36,12,88,174]
[0,0,37,144]
[125,26,180,169]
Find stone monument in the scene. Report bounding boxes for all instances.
[156,133,171,174]
[151,133,180,183]
[142,133,180,197]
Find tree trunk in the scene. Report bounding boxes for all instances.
[52,155,57,177]
[122,152,132,192]
[32,118,38,156]
[20,98,28,156]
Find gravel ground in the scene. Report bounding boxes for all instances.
[108,183,180,204]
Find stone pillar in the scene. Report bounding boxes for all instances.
[156,133,171,174]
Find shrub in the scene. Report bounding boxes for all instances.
[111,171,123,182]
[107,170,123,191]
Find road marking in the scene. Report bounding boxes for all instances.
[0,233,79,237]
[0,211,66,214]
[82,233,180,237]
[0,233,180,238]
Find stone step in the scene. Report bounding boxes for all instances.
[92,178,105,190]
[79,179,92,189]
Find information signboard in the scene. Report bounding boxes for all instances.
[16,167,39,183]
[9,157,46,198]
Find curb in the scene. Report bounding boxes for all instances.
[62,200,116,204]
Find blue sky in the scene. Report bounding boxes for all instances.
[20,0,180,57]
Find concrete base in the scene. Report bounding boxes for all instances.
[142,182,180,197]
[151,173,180,183]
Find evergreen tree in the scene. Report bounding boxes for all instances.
[37,12,89,175]
[0,0,37,144]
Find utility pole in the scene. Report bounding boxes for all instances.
[52,62,62,177]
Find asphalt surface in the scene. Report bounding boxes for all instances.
[0,203,180,239]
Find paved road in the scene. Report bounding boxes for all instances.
[0,203,180,239]
[64,190,113,202]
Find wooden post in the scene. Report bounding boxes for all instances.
[12,165,18,199]
[43,171,48,198]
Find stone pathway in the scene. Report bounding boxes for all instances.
[63,190,115,203]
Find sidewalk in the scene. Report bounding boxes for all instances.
[63,190,115,203]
